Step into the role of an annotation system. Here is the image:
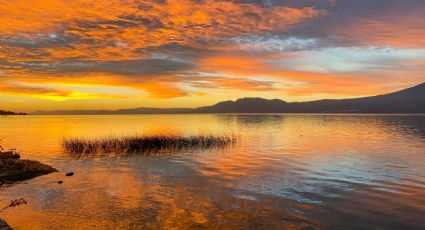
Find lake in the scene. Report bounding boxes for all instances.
[1,114,425,229]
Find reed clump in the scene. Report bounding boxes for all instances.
[63,134,237,156]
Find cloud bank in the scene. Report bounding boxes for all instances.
[0,0,424,111]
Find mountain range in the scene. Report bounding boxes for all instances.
[33,82,425,115]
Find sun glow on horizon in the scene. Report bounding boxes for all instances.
[1,0,425,112]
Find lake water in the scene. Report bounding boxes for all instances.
[1,114,425,229]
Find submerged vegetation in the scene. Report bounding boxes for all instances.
[63,134,237,156]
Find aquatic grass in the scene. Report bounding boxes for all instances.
[63,133,237,156]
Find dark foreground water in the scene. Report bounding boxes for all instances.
[0,114,425,229]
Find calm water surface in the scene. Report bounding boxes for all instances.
[1,115,425,229]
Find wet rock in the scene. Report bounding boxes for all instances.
[0,219,12,230]
[66,172,74,177]
[0,151,20,160]
[0,151,57,185]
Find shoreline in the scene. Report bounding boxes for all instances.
[0,151,57,186]
[0,219,11,230]
[0,149,57,229]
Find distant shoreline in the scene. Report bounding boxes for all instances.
[25,113,425,116]
[0,110,27,116]
[8,82,425,115]
[32,82,425,115]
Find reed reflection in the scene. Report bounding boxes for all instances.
[0,114,424,229]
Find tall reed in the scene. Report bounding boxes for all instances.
[63,134,237,156]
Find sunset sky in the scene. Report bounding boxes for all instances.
[1,0,425,112]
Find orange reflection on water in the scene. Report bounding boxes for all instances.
[0,114,425,229]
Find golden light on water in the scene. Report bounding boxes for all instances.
[1,1,425,229]
[1,115,425,229]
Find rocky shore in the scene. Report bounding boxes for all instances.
[0,149,57,229]
[0,219,11,230]
[0,150,57,186]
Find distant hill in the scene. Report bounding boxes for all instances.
[195,82,425,113]
[33,82,425,115]
[0,110,27,115]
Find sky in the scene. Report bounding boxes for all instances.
[1,0,425,112]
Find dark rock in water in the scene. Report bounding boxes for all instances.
[0,219,12,230]
[0,151,57,184]
[66,172,74,177]
[0,150,55,229]
[0,151,20,160]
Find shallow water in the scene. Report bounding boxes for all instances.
[1,114,425,229]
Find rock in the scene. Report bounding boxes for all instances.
[0,151,20,160]
[0,151,57,184]
[58,180,63,184]
[0,150,56,229]
[66,172,74,177]
[0,219,12,230]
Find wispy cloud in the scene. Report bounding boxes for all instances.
[0,0,424,111]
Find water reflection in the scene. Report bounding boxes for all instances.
[0,115,424,229]
[217,114,284,127]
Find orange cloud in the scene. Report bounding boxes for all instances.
[332,17,425,48]
[0,79,131,101]
[1,0,425,111]
[0,0,324,61]
[198,53,425,98]
[180,75,277,92]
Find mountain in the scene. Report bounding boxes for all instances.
[0,110,27,115]
[33,82,425,115]
[196,82,425,113]
[194,98,288,113]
